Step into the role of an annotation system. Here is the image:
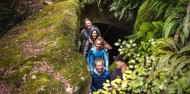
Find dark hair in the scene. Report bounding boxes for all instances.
[113,54,129,64]
[90,29,99,41]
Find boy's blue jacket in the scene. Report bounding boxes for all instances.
[91,67,110,92]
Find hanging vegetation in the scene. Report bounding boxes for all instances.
[94,0,190,94]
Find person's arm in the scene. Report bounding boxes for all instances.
[107,72,111,81]
[78,29,84,51]
[83,40,90,57]
[86,49,92,66]
[91,82,97,93]
[111,68,118,81]
[103,50,109,69]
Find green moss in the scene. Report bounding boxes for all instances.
[17,72,50,93]
[0,0,90,93]
[17,72,66,94]
[0,46,22,68]
[5,63,33,86]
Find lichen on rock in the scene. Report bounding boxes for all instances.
[0,0,91,93]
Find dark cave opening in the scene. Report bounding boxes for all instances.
[80,23,131,66]
[94,23,130,65]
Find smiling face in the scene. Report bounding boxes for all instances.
[95,60,104,72]
[116,60,125,68]
[91,30,98,39]
[95,39,102,50]
[85,20,92,29]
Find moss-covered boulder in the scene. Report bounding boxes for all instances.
[0,0,91,94]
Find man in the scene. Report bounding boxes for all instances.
[111,54,128,80]
[91,59,110,93]
[78,18,101,53]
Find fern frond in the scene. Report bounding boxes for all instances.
[129,1,139,9]
[157,52,175,68]
[164,18,181,37]
[178,45,190,54]
[164,4,175,18]
[152,21,164,29]
[175,58,190,74]
[119,6,129,20]
[170,56,187,75]
[148,67,171,81]
[158,38,179,52]
[156,3,168,18]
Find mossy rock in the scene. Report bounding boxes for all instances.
[0,0,91,94]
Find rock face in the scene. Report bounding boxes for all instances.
[0,0,90,94]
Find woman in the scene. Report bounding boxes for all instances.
[86,37,109,70]
[83,29,100,57]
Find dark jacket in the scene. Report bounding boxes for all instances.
[78,25,101,52]
[83,38,94,57]
[111,68,123,81]
[91,68,110,92]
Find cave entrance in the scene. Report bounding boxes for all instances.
[94,23,130,65]
[80,23,130,65]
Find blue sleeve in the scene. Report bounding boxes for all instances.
[103,50,109,69]
[91,82,97,92]
[107,72,111,81]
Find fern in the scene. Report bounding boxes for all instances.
[178,45,190,54]
[158,38,179,52]
[164,18,181,37]
[175,58,190,74]
[109,0,140,20]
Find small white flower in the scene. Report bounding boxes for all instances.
[132,43,137,47]
[31,75,36,79]
[129,40,133,43]
[137,54,140,57]
[131,60,135,63]
[126,44,130,48]
[151,42,155,45]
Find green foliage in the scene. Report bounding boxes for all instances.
[134,0,156,32]
[152,0,189,46]
[96,0,141,21]
[95,37,190,94]
[129,21,163,41]
[109,0,140,20]
[95,1,190,93]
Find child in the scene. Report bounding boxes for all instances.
[86,37,109,70]
[91,59,110,93]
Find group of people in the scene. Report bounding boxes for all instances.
[78,18,128,93]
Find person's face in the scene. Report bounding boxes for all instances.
[92,31,98,39]
[85,20,92,29]
[116,60,125,68]
[95,61,104,72]
[95,40,102,50]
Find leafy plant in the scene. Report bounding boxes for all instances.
[152,0,189,46]
[94,1,190,93]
